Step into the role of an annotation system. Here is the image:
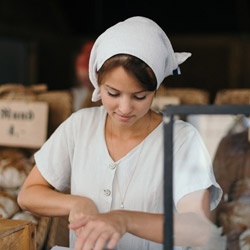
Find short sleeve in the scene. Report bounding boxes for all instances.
[173,120,222,210]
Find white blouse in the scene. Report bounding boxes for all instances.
[34,106,222,250]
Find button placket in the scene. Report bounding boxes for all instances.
[103,189,111,196]
[109,162,117,170]
[102,162,117,202]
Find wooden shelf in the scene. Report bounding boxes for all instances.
[0,219,36,250]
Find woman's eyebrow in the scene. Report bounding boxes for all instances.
[105,84,147,94]
[105,84,117,91]
[133,90,148,94]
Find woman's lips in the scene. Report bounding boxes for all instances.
[115,113,133,122]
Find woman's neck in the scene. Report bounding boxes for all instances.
[109,111,152,139]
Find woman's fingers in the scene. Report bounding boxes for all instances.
[105,232,120,249]
[73,219,121,250]
[71,212,125,249]
[73,225,93,250]
[92,232,110,250]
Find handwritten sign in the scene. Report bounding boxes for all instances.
[0,100,48,148]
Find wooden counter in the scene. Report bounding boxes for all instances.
[0,219,36,250]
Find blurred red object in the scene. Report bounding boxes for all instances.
[75,41,94,88]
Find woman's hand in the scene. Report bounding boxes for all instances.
[69,210,126,250]
[69,197,99,243]
[69,197,99,221]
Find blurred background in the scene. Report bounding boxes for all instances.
[0,0,250,102]
[1,2,250,249]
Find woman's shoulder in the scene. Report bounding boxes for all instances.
[62,106,106,130]
[62,106,106,134]
[174,119,197,132]
[155,111,196,132]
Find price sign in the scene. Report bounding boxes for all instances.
[0,100,48,148]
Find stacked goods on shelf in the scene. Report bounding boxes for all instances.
[0,83,73,250]
[212,89,250,250]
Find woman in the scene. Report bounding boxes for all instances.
[18,16,222,250]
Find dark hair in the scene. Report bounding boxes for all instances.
[97,54,157,91]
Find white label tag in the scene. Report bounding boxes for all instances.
[0,100,48,148]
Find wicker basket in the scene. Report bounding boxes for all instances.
[0,83,47,100]
[214,89,250,104]
[37,90,73,137]
[156,86,210,105]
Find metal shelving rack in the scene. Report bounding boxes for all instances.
[162,104,250,250]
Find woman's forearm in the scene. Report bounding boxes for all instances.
[18,185,95,217]
[112,210,164,243]
[174,212,211,246]
[18,165,98,217]
[111,210,213,247]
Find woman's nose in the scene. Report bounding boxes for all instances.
[118,96,132,114]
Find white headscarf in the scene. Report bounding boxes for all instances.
[89,16,191,102]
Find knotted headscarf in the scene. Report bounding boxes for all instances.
[89,16,191,102]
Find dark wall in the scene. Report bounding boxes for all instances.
[164,34,250,102]
[0,38,33,84]
[0,0,250,94]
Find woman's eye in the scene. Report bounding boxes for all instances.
[108,91,119,97]
[107,90,146,100]
[134,95,146,100]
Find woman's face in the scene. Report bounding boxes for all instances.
[100,66,155,127]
